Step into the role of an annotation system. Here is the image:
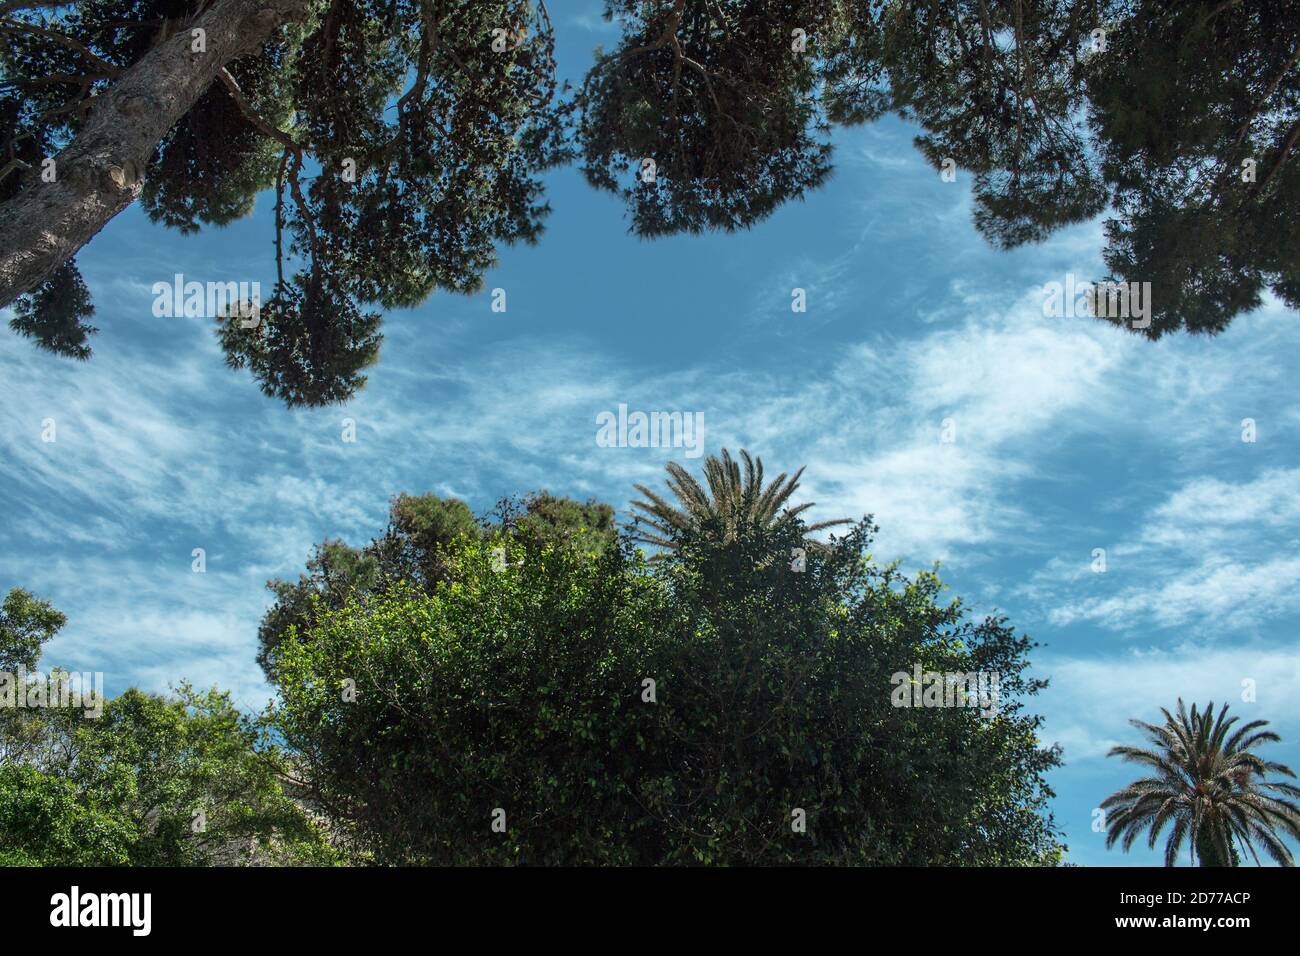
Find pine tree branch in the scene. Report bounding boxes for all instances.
[0,0,310,308]
[0,20,124,78]
[217,66,300,151]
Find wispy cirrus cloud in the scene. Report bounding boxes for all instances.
[1037,639,1300,763]
[4,115,1300,870]
[1038,466,1300,632]
[5,272,1299,705]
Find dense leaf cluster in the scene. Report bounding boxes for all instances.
[270,507,1063,865]
[0,588,333,866]
[256,490,617,679]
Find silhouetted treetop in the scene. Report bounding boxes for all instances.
[3,1,1296,395]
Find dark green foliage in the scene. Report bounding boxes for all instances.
[575,0,1298,334]
[8,260,97,359]
[1082,0,1300,335]
[576,0,837,236]
[255,491,483,679]
[5,0,1297,391]
[254,0,567,399]
[271,492,1063,865]
[0,88,56,205]
[140,64,287,233]
[3,0,565,403]
[255,490,612,679]
[297,0,569,307]
[216,267,382,407]
[640,514,1062,864]
[1102,700,1300,866]
[376,492,484,582]
[271,539,668,864]
[257,537,382,682]
[73,686,334,865]
[0,586,69,768]
[879,1,1108,248]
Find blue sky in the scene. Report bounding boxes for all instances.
[3,6,1298,866]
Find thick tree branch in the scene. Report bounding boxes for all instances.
[217,67,300,151]
[0,0,309,309]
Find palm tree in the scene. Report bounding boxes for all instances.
[1101,699,1300,866]
[628,448,849,553]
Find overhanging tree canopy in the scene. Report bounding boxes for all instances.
[2,1,1296,402]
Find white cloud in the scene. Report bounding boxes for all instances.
[1037,640,1300,762]
[7,262,1299,701]
[1041,467,1300,632]
[4,118,1299,761]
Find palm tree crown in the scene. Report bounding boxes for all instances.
[628,448,850,553]
[1101,699,1300,866]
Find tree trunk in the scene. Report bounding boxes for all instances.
[0,0,308,308]
[1195,828,1236,867]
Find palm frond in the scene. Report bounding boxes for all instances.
[626,448,850,554]
[1102,699,1299,867]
